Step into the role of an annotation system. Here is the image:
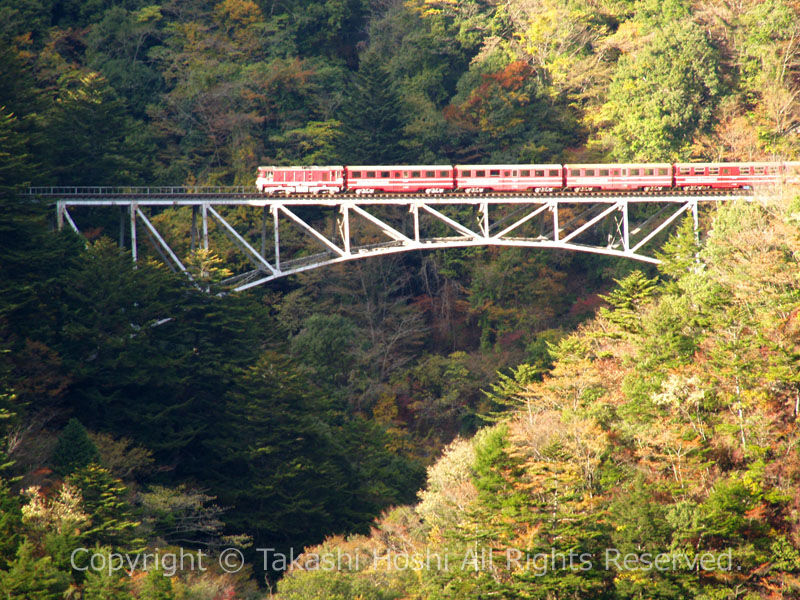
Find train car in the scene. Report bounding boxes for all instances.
[455,164,563,192]
[673,162,785,189]
[565,164,673,190]
[256,166,345,194]
[345,166,454,194]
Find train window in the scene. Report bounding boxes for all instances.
[599,169,609,176]
[708,167,719,175]
[460,170,469,177]
[721,168,730,175]
[753,166,765,174]
[512,171,517,177]
[549,169,560,177]
[490,170,500,177]
[476,170,485,177]
[679,167,690,175]
[532,170,541,177]
[366,171,376,178]
[693,167,706,174]
[643,168,653,176]
[352,171,361,178]
[570,169,580,176]
[658,168,669,176]
[586,169,596,176]
[440,171,449,177]
[380,171,389,178]
[426,170,435,178]
[322,172,329,181]
[412,171,421,178]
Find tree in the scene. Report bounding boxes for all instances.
[335,54,413,163]
[81,547,133,600]
[0,540,70,599]
[602,19,720,160]
[67,463,141,549]
[0,108,34,191]
[51,417,99,476]
[44,72,141,185]
[598,270,658,333]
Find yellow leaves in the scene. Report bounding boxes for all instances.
[134,5,162,23]
[184,248,233,282]
[21,484,90,536]
[508,411,607,501]
[213,0,262,28]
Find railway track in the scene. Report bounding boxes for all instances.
[30,187,756,200]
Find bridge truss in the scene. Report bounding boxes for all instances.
[40,188,750,292]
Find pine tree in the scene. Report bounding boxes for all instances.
[656,215,701,282]
[81,548,134,600]
[137,567,175,600]
[599,270,659,333]
[51,418,99,476]
[0,478,22,570]
[0,540,70,599]
[335,54,412,163]
[66,464,141,549]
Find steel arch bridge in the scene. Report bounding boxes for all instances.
[37,187,755,292]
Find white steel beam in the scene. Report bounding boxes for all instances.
[419,203,482,238]
[136,208,188,272]
[631,202,692,253]
[349,204,413,244]
[206,206,279,275]
[559,202,621,244]
[278,205,346,256]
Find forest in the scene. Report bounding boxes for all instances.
[0,0,799,598]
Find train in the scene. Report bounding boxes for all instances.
[255,161,800,195]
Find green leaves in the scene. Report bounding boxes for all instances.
[603,19,720,161]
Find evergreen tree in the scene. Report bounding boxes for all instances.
[66,464,141,549]
[137,566,175,600]
[0,540,70,599]
[51,418,99,476]
[0,108,34,191]
[81,548,134,600]
[0,478,22,571]
[335,54,412,163]
[44,72,141,185]
[599,270,659,333]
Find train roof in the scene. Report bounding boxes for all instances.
[563,163,672,168]
[257,165,344,170]
[673,161,781,167]
[346,165,453,170]
[454,164,562,168]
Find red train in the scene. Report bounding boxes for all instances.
[255,162,800,194]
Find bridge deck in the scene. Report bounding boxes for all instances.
[41,189,761,291]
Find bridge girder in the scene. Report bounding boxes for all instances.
[48,192,750,292]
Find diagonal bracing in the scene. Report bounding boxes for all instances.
[51,193,750,291]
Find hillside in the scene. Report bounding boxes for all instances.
[276,194,800,599]
[1,0,800,598]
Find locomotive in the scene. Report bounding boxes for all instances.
[255,162,800,195]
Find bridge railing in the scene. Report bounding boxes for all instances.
[29,186,254,196]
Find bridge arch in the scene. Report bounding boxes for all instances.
[44,188,748,292]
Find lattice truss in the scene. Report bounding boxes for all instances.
[53,193,742,292]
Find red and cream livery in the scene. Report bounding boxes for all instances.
[256,166,344,194]
[346,166,453,194]
[256,162,800,194]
